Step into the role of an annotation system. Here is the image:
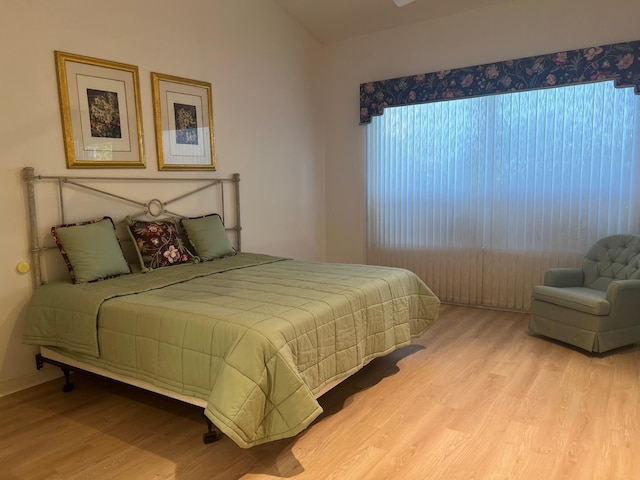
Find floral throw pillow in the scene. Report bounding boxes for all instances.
[126,217,195,271]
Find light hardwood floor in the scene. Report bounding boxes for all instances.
[2,304,639,479]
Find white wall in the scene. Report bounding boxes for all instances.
[323,0,640,264]
[0,0,325,395]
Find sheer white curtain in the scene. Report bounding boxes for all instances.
[366,81,640,310]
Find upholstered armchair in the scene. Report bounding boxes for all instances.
[529,234,640,353]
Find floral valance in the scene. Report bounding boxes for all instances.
[360,40,640,125]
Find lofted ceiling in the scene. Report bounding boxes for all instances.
[273,0,511,44]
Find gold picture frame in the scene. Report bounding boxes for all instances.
[151,72,216,171]
[54,51,145,168]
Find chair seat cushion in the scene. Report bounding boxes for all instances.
[532,286,610,315]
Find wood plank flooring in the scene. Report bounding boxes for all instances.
[2,304,639,479]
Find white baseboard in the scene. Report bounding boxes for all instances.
[0,365,62,398]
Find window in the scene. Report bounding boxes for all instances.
[367,81,640,310]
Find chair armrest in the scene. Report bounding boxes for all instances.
[544,268,584,287]
[607,280,640,325]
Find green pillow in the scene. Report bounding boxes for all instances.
[180,214,235,261]
[51,217,131,283]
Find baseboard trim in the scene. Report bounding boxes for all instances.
[0,365,62,398]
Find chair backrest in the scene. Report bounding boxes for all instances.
[582,234,640,291]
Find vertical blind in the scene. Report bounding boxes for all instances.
[366,81,640,310]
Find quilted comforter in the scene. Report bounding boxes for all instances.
[23,253,440,448]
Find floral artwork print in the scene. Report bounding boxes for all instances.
[359,40,640,124]
[174,103,198,145]
[87,89,122,138]
[127,218,195,270]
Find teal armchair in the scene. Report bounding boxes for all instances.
[529,234,640,353]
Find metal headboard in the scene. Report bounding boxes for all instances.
[22,167,241,286]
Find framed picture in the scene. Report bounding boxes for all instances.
[151,72,216,170]
[54,51,145,168]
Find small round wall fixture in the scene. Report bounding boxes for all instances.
[17,261,31,274]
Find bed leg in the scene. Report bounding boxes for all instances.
[35,353,44,370]
[36,353,75,392]
[202,413,222,444]
[61,368,74,393]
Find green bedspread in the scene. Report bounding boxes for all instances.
[24,253,440,448]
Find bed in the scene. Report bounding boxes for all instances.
[21,167,440,448]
